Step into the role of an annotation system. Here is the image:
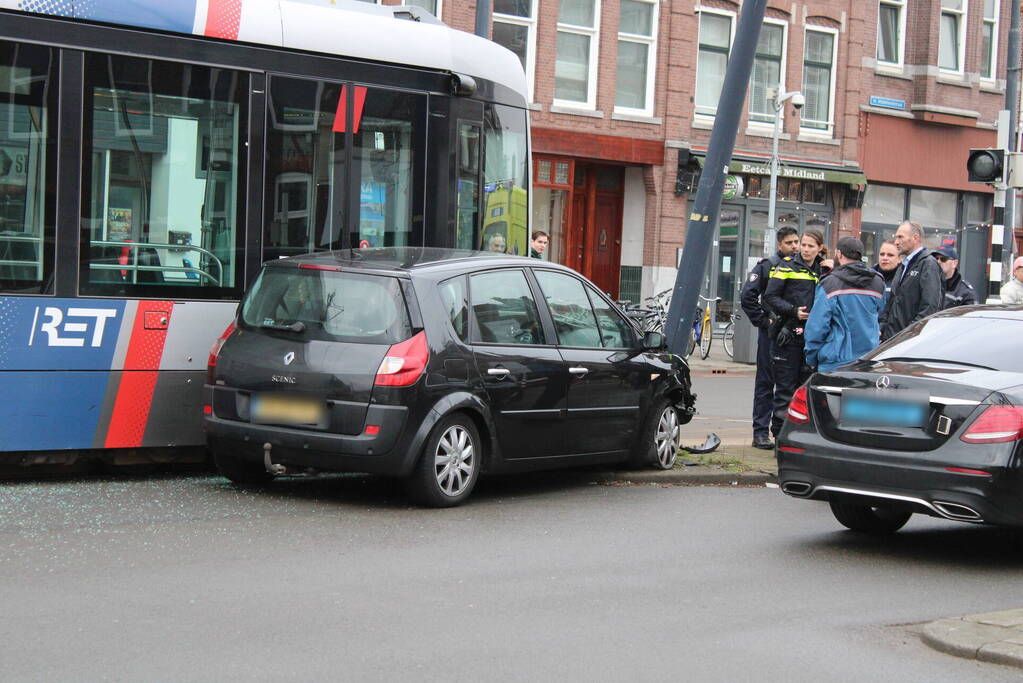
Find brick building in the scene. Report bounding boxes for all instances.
[394,0,1013,316]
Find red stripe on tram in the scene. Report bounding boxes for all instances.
[204,0,243,40]
[104,301,175,448]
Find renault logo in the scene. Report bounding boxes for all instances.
[876,376,891,389]
[283,351,295,366]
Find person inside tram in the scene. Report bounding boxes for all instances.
[487,232,506,254]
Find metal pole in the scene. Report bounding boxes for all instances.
[767,93,782,232]
[1004,0,1021,269]
[663,0,768,355]
[475,0,491,39]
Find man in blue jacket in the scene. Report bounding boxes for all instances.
[804,237,885,373]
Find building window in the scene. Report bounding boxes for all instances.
[801,28,836,133]
[615,0,657,115]
[982,0,999,80]
[749,21,785,125]
[555,0,600,108]
[939,0,966,72]
[695,10,733,117]
[493,0,537,100]
[877,0,906,66]
[404,0,440,14]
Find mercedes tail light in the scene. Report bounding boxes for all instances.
[960,405,1023,444]
[206,320,237,385]
[786,386,810,424]
[375,331,429,387]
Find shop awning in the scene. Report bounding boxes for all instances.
[694,155,867,186]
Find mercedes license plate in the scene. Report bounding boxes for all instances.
[842,393,926,428]
[251,393,326,426]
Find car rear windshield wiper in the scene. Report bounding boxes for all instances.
[260,320,306,333]
[874,356,997,371]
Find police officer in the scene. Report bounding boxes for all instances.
[764,229,824,438]
[932,246,976,309]
[740,226,799,450]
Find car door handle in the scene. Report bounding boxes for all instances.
[487,368,511,379]
[568,367,589,376]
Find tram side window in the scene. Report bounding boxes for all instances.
[0,41,57,294]
[80,54,247,297]
[480,104,529,256]
[265,77,425,259]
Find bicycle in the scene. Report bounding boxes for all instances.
[691,295,720,360]
[722,311,738,359]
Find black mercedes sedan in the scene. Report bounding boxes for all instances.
[777,305,1023,533]
[203,248,695,507]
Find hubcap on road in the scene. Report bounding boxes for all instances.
[434,425,474,496]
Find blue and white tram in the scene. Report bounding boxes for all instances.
[0,0,529,464]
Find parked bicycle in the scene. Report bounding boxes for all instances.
[690,295,720,360]
[722,311,738,359]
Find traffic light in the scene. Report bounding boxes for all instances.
[966,148,1005,184]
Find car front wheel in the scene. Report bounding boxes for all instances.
[632,399,681,470]
[405,413,480,508]
[829,500,912,534]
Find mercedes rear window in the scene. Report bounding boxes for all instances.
[241,267,412,344]
[866,316,1023,373]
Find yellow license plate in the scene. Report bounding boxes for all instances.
[251,394,326,426]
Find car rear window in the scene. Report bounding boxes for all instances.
[866,316,1023,372]
[241,267,412,344]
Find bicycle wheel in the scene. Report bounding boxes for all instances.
[722,322,734,359]
[685,326,697,358]
[699,316,713,359]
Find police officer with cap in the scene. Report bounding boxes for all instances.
[932,246,976,309]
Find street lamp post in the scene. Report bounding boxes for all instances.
[766,88,804,232]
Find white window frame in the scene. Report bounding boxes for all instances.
[553,0,602,110]
[747,17,788,129]
[981,0,1000,82]
[693,7,736,121]
[876,0,907,68]
[938,0,967,75]
[493,0,538,101]
[799,25,839,138]
[613,0,659,117]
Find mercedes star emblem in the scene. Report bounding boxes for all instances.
[283,351,295,366]
[876,376,890,389]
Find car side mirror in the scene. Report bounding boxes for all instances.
[642,330,665,351]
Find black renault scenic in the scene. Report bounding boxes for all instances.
[204,248,694,506]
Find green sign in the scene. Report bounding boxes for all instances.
[722,174,744,200]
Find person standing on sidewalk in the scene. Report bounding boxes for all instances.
[879,221,943,341]
[804,237,885,373]
[764,229,824,438]
[1000,256,1023,304]
[739,226,799,450]
[872,240,899,307]
[931,246,976,309]
[530,231,549,259]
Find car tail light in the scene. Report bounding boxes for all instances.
[960,405,1023,444]
[786,386,810,424]
[375,331,428,387]
[206,320,236,385]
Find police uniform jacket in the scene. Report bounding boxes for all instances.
[880,248,943,340]
[763,254,822,336]
[739,250,785,329]
[941,269,976,309]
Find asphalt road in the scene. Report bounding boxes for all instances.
[2,473,1022,681]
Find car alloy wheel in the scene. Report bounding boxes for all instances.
[654,406,680,469]
[434,424,475,497]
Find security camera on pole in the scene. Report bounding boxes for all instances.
[766,88,804,231]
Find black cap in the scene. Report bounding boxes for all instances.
[933,245,959,260]
[836,236,864,261]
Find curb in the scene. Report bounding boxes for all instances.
[921,610,1023,669]
[594,467,773,487]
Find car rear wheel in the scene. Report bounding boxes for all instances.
[213,449,275,486]
[631,399,681,470]
[405,413,480,508]
[829,500,912,534]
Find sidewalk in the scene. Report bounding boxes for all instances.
[684,340,757,377]
[922,610,1023,669]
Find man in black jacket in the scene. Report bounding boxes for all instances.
[739,226,799,449]
[932,246,976,309]
[880,221,944,341]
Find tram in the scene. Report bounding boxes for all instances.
[0,0,529,465]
